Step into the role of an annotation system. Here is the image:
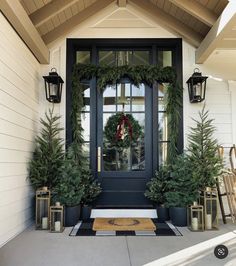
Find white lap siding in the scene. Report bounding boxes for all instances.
[0,13,41,247]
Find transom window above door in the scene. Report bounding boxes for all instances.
[99,50,150,66]
[75,49,173,68]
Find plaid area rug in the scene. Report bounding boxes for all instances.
[69,219,182,236]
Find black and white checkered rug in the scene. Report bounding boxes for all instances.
[69,219,182,236]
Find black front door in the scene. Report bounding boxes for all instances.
[66,39,183,207]
[96,81,153,206]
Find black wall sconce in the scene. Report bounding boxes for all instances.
[186,68,208,103]
[43,68,64,103]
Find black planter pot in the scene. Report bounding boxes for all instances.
[65,205,81,227]
[156,206,170,222]
[169,207,187,227]
[81,205,92,221]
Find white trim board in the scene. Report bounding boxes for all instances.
[91,209,157,218]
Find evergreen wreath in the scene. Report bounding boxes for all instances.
[104,112,143,149]
[71,64,182,165]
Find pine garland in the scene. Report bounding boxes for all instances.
[72,63,182,166]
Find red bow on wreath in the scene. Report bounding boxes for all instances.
[116,114,133,141]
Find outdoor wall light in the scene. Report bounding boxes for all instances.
[186,68,208,103]
[43,68,64,103]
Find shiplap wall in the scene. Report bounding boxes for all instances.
[0,13,40,247]
[183,42,234,155]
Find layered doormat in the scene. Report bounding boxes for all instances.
[69,218,182,236]
[93,218,156,231]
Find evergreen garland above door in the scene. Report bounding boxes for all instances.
[71,63,182,166]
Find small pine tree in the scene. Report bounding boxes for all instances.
[144,166,170,205]
[165,155,199,207]
[187,106,223,189]
[80,172,102,205]
[54,144,84,207]
[28,109,64,190]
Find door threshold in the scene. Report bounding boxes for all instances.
[91,209,157,218]
[94,205,154,209]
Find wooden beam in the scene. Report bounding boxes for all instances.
[129,0,203,47]
[196,1,236,63]
[0,0,49,63]
[30,0,79,28]
[117,0,127,7]
[42,0,114,44]
[169,0,217,27]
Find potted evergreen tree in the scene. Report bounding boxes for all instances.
[55,144,84,227]
[28,109,64,190]
[144,166,170,221]
[81,173,102,221]
[187,107,223,190]
[165,155,199,226]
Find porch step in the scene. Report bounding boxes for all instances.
[91,209,157,218]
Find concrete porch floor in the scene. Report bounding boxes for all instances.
[0,221,236,266]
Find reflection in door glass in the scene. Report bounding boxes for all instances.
[81,113,90,141]
[103,146,131,171]
[158,51,172,67]
[157,83,169,165]
[102,83,145,171]
[76,51,91,64]
[81,83,90,159]
[103,85,116,111]
[82,84,90,111]
[158,113,168,141]
[99,50,150,66]
[159,142,168,166]
[117,83,131,112]
[132,84,145,111]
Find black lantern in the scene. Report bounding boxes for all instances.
[186,68,208,103]
[43,68,64,103]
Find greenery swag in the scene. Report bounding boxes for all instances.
[72,64,182,165]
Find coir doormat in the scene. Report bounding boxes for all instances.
[93,218,156,231]
[69,218,182,236]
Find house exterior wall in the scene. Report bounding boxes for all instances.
[0,13,41,247]
[183,43,233,151]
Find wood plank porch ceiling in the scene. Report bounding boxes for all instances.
[20,0,227,44]
[2,0,230,63]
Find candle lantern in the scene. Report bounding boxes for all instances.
[36,187,51,230]
[187,201,204,231]
[200,187,219,230]
[50,202,64,233]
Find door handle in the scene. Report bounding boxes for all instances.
[97,147,101,172]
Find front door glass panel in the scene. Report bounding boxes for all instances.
[102,83,145,171]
